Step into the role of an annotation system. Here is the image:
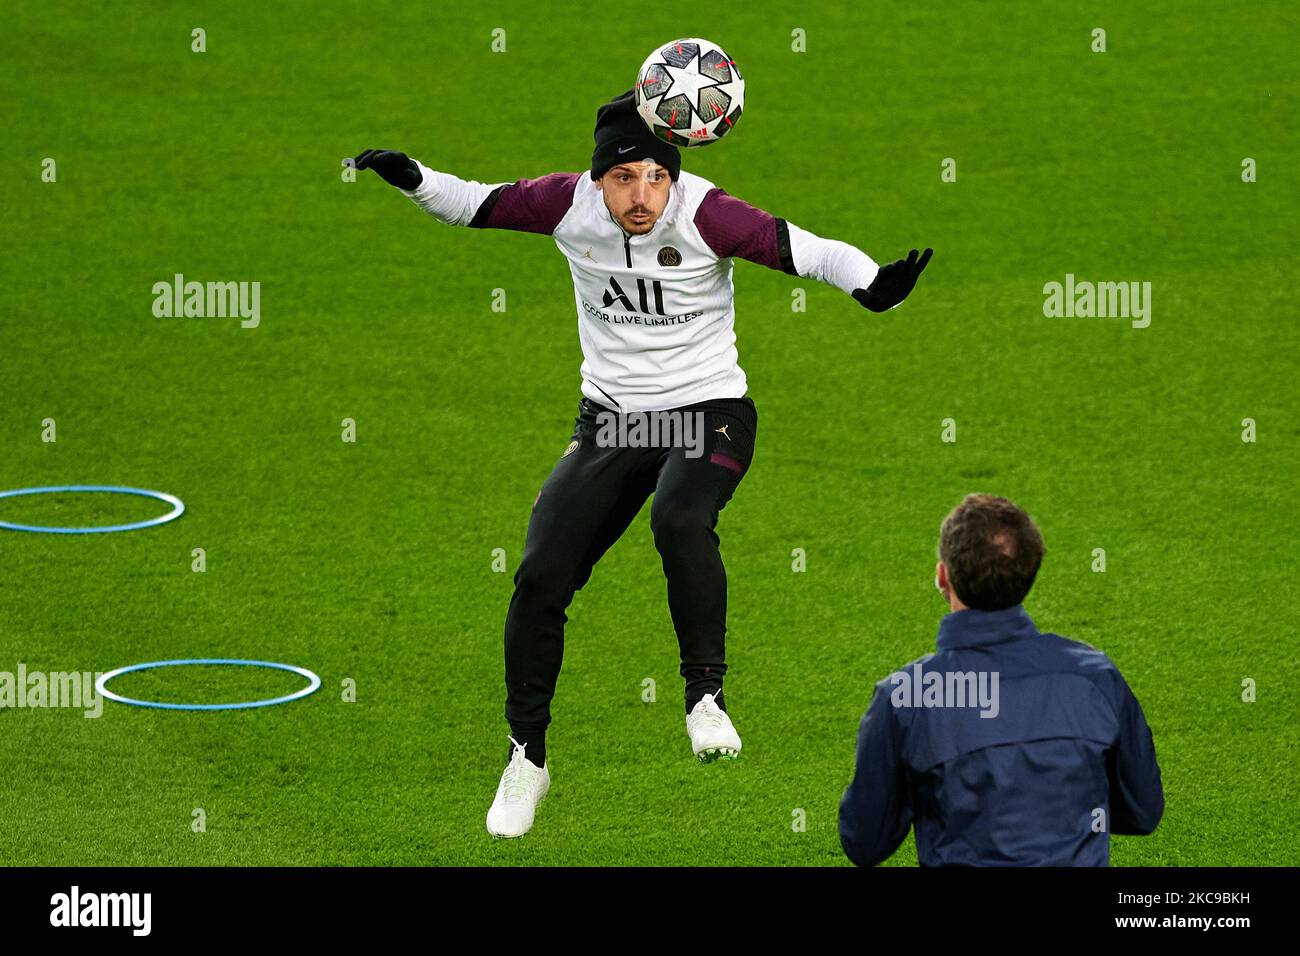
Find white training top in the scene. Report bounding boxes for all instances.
[401,160,880,412]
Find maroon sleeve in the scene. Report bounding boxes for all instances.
[694,187,799,275]
[469,172,581,235]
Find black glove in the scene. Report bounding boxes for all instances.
[353,149,422,191]
[852,248,933,312]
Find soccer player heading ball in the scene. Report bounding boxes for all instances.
[354,86,933,839]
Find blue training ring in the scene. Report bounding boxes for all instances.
[0,485,185,534]
[96,659,322,712]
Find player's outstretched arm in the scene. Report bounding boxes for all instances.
[694,186,933,313]
[353,148,579,235]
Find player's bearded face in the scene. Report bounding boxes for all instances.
[599,161,671,234]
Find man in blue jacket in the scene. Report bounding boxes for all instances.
[839,493,1163,866]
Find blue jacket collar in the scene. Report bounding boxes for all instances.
[936,604,1039,651]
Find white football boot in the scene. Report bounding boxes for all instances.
[686,692,741,762]
[486,735,550,838]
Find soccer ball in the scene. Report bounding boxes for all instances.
[634,38,744,148]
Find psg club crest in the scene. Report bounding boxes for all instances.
[657,246,682,267]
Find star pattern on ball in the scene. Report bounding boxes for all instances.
[658,61,726,121]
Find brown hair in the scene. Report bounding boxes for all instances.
[939,494,1045,611]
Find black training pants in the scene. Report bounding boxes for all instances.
[504,393,758,736]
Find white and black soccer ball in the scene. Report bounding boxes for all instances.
[634,38,744,148]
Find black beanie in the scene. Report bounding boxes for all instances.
[591,88,681,182]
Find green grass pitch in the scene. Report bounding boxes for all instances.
[1,1,1296,866]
